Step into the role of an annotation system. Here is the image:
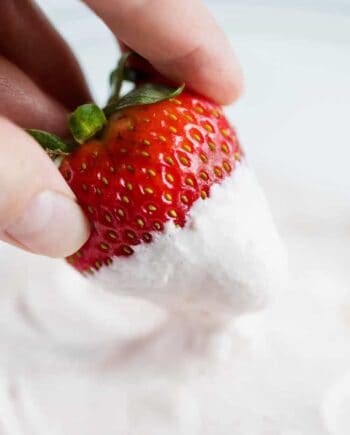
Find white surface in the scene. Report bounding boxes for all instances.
[0,1,349,434]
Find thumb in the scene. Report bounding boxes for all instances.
[0,117,90,257]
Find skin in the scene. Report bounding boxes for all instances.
[0,0,243,258]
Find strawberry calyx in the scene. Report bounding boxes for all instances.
[26,103,107,159]
[104,82,185,116]
[26,129,75,159]
[105,52,184,115]
[27,51,184,158]
[69,103,107,144]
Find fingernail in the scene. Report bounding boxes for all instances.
[5,190,90,257]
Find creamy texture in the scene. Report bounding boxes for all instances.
[0,174,349,435]
[94,164,287,321]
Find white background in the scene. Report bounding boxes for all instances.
[37,0,350,197]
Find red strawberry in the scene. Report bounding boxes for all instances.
[28,53,243,274]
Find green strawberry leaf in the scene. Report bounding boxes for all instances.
[27,129,74,159]
[104,83,185,117]
[68,103,107,144]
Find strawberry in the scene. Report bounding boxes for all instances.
[28,53,243,274]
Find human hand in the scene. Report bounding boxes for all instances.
[0,0,243,258]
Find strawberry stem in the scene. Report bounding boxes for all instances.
[108,51,134,106]
[105,51,185,117]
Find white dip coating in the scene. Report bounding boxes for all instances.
[93,163,287,320]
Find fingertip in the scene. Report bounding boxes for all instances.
[193,40,244,105]
[215,66,245,105]
[5,191,90,258]
[85,0,244,106]
[0,118,90,258]
[151,32,244,106]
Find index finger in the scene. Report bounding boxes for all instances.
[83,0,243,105]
